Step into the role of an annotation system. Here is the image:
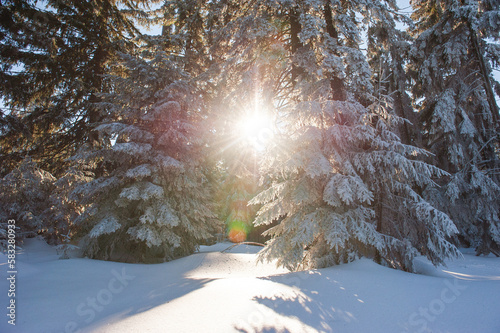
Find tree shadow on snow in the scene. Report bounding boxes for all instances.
[54,254,217,333]
[73,276,216,332]
[234,271,363,333]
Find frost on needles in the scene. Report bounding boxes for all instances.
[409,0,500,257]
[250,98,462,273]
[73,72,219,262]
[231,0,464,273]
[1,0,499,271]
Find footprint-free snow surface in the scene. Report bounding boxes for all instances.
[1,238,499,332]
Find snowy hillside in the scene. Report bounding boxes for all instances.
[1,238,499,333]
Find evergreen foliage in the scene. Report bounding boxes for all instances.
[211,0,461,272]
[409,0,500,256]
[0,157,88,250]
[1,0,498,269]
[72,49,219,262]
[0,0,139,176]
[366,0,421,147]
[0,158,55,247]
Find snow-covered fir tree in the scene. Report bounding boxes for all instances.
[0,159,55,248]
[0,157,94,252]
[409,0,500,256]
[0,161,92,257]
[213,0,461,272]
[72,45,220,262]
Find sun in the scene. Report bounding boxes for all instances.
[236,110,274,149]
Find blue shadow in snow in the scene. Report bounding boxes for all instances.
[234,271,363,333]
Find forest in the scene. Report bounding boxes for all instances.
[1,0,499,273]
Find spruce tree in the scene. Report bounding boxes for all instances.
[71,27,220,262]
[409,0,500,256]
[213,0,461,272]
[0,0,139,176]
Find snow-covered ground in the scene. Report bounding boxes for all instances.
[1,238,499,333]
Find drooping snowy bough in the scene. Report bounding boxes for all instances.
[73,56,220,262]
[217,0,463,272]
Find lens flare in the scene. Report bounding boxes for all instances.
[227,220,249,243]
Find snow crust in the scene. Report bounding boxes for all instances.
[1,238,499,333]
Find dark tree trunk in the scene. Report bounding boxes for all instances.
[289,7,303,84]
[468,24,499,128]
[324,1,345,102]
[391,45,423,148]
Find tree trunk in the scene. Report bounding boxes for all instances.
[289,7,303,84]
[324,1,345,102]
[391,45,423,148]
[468,24,499,128]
